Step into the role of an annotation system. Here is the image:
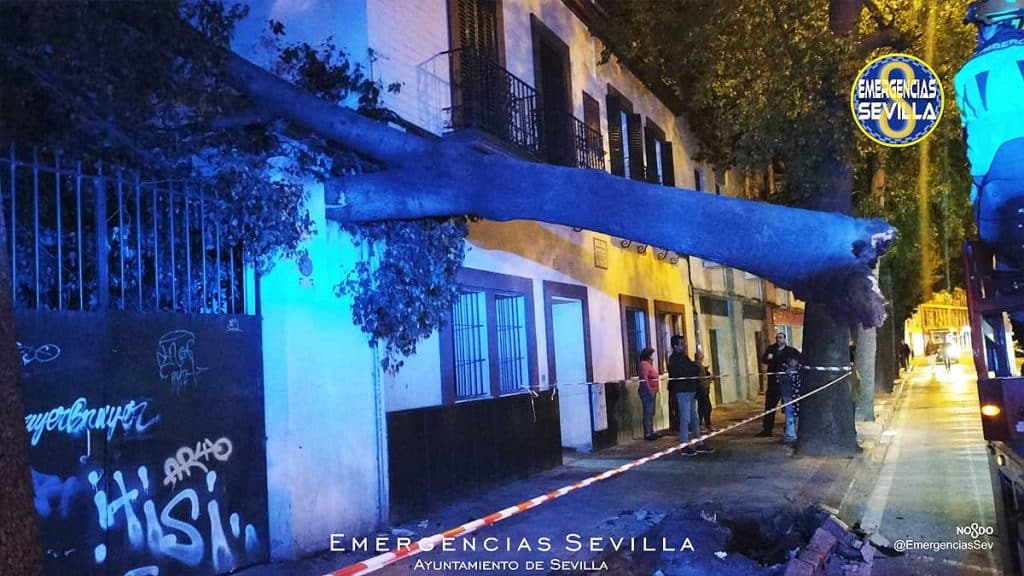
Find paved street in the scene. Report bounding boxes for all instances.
[852,360,1001,575]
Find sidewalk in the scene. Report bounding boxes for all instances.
[239,381,909,576]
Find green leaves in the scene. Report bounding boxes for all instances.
[338,218,469,374]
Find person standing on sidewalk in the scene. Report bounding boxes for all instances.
[899,341,912,372]
[694,349,714,432]
[779,356,802,444]
[668,336,715,456]
[758,332,801,437]
[638,347,660,441]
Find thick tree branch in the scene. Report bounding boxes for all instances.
[220,50,437,168]
[864,0,892,29]
[829,0,865,35]
[857,28,917,56]
[326,154,895,328]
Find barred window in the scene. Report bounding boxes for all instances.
[453,290,490,400]
[624,307,648,379]
[495,294,527,395]
[446,269,536,402]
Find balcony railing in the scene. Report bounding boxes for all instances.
[539,109,605,171]
[445,48,604,170]
[446,48,542,158]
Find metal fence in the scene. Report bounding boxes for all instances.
[447,47,543,158]
[0,145,248,314]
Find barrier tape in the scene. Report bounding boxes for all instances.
[543,364,854,390]
[327,369,853,576]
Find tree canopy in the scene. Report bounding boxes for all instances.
[601,0,976,327]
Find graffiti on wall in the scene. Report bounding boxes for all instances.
[157,329,209,394]
[19,311,268,576]
[18,341,61,366]
[163,437,234,488]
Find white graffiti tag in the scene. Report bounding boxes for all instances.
[90,466,260,572]
[17,342,61,366]
[156,330,207,393]
[163,437,234,488]
[24,397,160,446]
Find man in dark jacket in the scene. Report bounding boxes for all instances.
[757,332,801,437]
[668,335,715,455]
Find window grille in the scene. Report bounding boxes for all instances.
[453,290,490,400]
[495,294,527,395]
[624,307,648,378]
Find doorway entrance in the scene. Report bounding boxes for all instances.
[544,281,595,451]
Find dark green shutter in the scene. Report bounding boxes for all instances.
[627,113,644,181]
[607,94,624,176]
[662,141,675,187]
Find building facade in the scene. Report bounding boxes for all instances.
[905,289,971,358]
[230,0,804,563]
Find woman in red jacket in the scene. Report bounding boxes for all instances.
[639,347,660,440]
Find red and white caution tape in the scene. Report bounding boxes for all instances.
[327,369,852,576]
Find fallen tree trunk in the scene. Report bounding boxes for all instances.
[220,48,895,327]
[325,154,895,327]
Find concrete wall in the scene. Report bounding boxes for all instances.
[258,181,385,560]
[232,14,384,560]
[366,0,451,133]
[236,0,370,73]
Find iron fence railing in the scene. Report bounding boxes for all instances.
[0,145,248,314]
[447,47,542,158]
[445,48,604,170]
[539,109,605,171]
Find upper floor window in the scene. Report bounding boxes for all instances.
[645,120,675,186]
[450,0,503,61]
[619,110,632,178]
[607,88,644,180]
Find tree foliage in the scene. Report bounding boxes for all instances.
[338,217,468,374]
[0,1,468,368]
[603,0,975,326]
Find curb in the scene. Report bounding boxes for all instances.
[856,370,911,455]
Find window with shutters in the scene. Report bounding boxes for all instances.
[583,92,600,134]
[579,91,605,169]
[620,110,632,178]
[644,119,675,186]
[694,169,704,192]
[606,87,644,180]
[620,295,650,379]
[450,0,503,62]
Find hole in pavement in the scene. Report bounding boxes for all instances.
[721,506,814,566]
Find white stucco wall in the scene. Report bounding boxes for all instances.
[381,221,688,447]
[232,12,383,560]
[366,0,451,134]
[258,181,384,560]
[235,0,370,73]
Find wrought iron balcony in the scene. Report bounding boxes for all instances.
[538,108,605,170]
[445,48,604,170]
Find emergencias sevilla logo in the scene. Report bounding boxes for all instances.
[851,53,944,147]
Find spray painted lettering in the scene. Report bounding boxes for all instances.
[157,330,207,393]
[24,397,160,446]
[163,437,233,488]
[90,466,260,572]
[17,341,61,366]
